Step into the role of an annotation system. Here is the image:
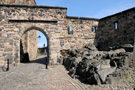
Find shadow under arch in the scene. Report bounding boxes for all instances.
[20,25,50,64]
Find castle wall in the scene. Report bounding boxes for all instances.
[0,0,36,5]
[21,32,28,53]
[96,8,135,50]
[0,2,134,71]
[0,5,67,67]
[60,16,98,50]
[27,30,37,60]
[21,30,37,61]
[0,4,99,68]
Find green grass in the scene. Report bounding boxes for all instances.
[37,48,44,56]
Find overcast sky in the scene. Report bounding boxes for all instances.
[36,0,135,48]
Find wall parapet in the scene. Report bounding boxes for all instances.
[66,16,99,21]
[0,4,67,9]
[100,7,135,20]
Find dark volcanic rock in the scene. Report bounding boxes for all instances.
[121,44,133,52]
[60,43,134,85]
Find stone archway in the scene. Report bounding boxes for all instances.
[19,26,50,64]
[8,20,59,67]
[0,4,99,70]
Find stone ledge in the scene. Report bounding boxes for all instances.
[0,4,67,9]
[8,19,58,23]
[66,16,99,21]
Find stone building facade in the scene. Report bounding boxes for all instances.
[96,8,135,50]
[0,3,98,68]
[63,16,98,49]
[0,0,134,70]
[0,0,38,61]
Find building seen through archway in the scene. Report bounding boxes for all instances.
[20,29,48,63]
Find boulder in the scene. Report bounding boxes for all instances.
[84,43,98,51]
[97,60,116,82]
[75,57,82,64]
[86,59,116,84]
[60,43,134,85]
[121,44,133,52]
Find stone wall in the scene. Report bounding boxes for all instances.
[0,5,67,67]
[0,0,36,5]
[27,30,37,60]
[0,2,134,71]
[60,16,98,50]
[0,4,99,68]
[96,8,135,50]
[21,30,37,61]
[21,32,28,53]
[0,0,37,62]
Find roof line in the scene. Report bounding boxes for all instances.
[66,16,99,20]
[100,7,135,20]
[34,0,37,5]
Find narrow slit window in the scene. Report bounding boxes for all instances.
[92,26,96,33]
[114,21,118,30]
[60,41,64,47]
[68,26,73,34]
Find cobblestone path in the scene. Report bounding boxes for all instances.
[0,56,88,90]
[0,56,134,90]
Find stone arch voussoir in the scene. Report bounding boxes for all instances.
[21,25,49,38]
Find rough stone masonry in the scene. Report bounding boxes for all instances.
[0,0,134,72]
[0,0,98,69]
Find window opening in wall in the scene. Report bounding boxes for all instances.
[114,21,118,30]
[92,26,96,33]
[68,26,73,34]
[60,41,64,47]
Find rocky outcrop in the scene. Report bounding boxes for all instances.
[60,43,134,85]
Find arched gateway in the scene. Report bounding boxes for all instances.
[20,26,49,63]
[0,0,99,69]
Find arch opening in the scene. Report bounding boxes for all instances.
[20,27,49,64]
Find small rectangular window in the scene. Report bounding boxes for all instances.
[60,41,64,47]
[114,21,118,30]
[92,26,96,33]
[68,26,73,34]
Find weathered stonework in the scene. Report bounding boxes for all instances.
[0,0,36,5]
[0,0,37,63]
[21,30,37,61]
[27,30,37,60]
[0,5,63,67]
[96,8,135,50]
[0,0,134,71]
[0,4,99,68]
[62,16,98,49]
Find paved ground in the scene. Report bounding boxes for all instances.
[0,56,88,90]
[0,56,134,90]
